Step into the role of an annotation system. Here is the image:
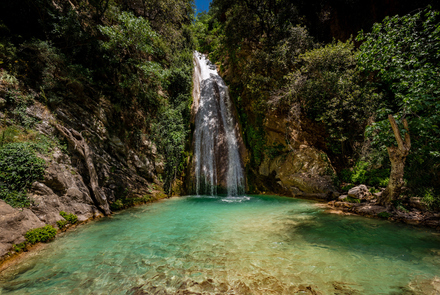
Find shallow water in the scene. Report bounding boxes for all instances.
[1,195,440,294]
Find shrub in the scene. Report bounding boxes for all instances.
[110,199,124,211]
[339,160,390,188]
[421,189,440,211]
[0,142,46,207]
[56,219,69,229]
[59,211,78,224]
[25,225,57,244]
[110,195,153,211]
[13,242,27,253]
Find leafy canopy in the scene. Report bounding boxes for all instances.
[357,8,440,192]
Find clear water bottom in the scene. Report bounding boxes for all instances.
[1,195,440,294]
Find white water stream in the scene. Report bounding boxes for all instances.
[193,51,245,196]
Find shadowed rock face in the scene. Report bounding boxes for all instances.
[0,95,160,259]
[190,52,246,196]
[252,110,337,198]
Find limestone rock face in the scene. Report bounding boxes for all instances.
[259,146,335,195]
[0,200,45,257]
[0,94,158,260]
[255,110,336,197]
[0,157,101,258]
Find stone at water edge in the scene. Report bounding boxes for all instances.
[348,185,371,200]
[338,195,348,201]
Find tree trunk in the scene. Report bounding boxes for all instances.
[55,124,111,215]
[378,115,411,206]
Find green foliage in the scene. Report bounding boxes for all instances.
[392,200,409,213]
[110,195,153,211]
[345,196,361,204]
[278,41,380,157]
[357,8,440,196]
[98,9,159,60]
[0,22,17,73]
[110,199,124,211]
[420,188,440,211]
[152,105,189,195]
[245,123,266,166]
[0,142,46,207]
[369,187,380,194]
[339,161,389,188]
[56,219,68,229]
[0,0,196,199]
[0,69,18,86]
[0,126,20,146]
[13,242,27,253]
[341,184,355,192]
[25,225,57,244]
[377,212,390,219]
[266,143,286,160]
[59,211,78,224]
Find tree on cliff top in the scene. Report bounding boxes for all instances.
[357,7,440,205]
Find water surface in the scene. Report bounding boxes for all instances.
[1,195,439,294]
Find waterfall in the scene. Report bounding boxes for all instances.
[193,51,245,196]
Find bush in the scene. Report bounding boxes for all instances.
[13,242,27,253]
[110,195,153,211]
[0,142,46,207]
[59,211,78,224]
[339,161,389,188]
[277,41,380,158]
[25,225,57,244]
[420,189,440,211]
[56,219,69,229]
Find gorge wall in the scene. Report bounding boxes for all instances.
[0,0,194,259]
[0,96,163,258]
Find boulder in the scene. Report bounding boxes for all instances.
[0,200,45,257]
[260,146,336,196]
[353,204,387,216]
[347,185,371,200]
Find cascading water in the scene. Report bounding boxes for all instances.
[193,51,245,196]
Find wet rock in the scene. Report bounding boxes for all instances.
[347,185,371,200]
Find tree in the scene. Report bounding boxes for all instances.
[357,8,440,205]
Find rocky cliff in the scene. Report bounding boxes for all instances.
[249,110,337,199]
[0,96,164,259]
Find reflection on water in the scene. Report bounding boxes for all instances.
[1,195,439,294]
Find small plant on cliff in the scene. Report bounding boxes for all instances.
[25,225,57,244]
[59,211,78,224]
[13,242,27,253]
[0,142,46,207]
[56,219,69,229]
